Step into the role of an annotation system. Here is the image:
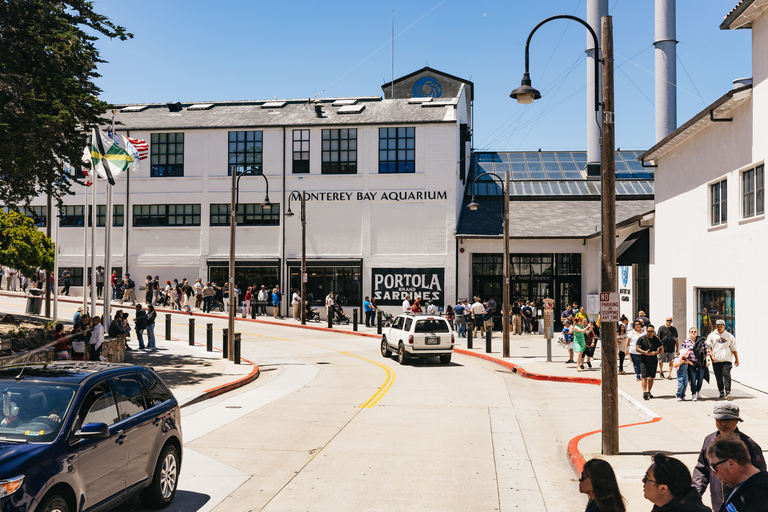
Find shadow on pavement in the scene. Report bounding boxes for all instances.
[126,348,221,388]
[110,490,211,512]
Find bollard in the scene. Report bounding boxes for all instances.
[353,309,358,331]
[234,333,241,364]
[327,308,333,329]
[377,310,382,335]
[546,336,552,362]
[485,329,492,353]
[165,314,171,340]
[222,328,228,359]
[189,318,195,346]
[206,323,213,352]
[467,321,473,349]
[251,301,256,319]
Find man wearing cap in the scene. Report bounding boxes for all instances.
[706,319,739,400]
[692,403,765,511]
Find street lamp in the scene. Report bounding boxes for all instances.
[467,171,510,358]
[511,14,618,455]
[229,165,270,360]
[285,190,307,325]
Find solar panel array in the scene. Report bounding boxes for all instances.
[471,151,654,197]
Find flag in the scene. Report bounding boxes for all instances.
[80,146,93,186]
[108,130,141,173]
[126,137,149,160]
[90,128,134,185]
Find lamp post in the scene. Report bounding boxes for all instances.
[285,191,307,325]
[511,14,618,455]
[467,171,510,358]
[229,166,271,360]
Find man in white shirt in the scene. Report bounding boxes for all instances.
[292,289,301,320]
[325,293,335,319]
[402,295,412,313]
[470,297,486,337]
[707,319,739,400]
[257,285,269,316]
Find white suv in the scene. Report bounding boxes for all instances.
[381,313,455,365]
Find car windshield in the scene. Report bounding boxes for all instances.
[0,382,78,443]
[414,319,450,333]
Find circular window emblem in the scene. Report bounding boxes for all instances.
[413,77,442,98]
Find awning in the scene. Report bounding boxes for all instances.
[616,229,649,265]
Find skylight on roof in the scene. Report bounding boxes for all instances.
[408,97,433,103]
[261,101,287,108]
[332,99,358,106]
[120,105,148,112]
[337,105,365,114]
[188,103,214,111]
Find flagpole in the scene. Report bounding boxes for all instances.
[82,152,89,314]
[104,112,116,331]
[53,201,59,322]
[90,164,97,319]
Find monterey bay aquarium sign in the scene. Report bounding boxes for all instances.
[301,190,447,202]
[372,268,445,306]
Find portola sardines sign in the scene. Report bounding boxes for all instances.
[372,268,444,306]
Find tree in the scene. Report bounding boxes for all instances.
[0,210,54,278]
[0,0,131,205]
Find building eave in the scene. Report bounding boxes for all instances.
[720,0,768,30]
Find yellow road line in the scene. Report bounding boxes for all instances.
[342,352,395,408]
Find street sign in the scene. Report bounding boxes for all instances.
[543,298,555,310]
[543,309,554,338]
[599,292,620,322]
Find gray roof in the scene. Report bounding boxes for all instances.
[457,197,654,238]
[721,0,767,30]
[110,96,459,131]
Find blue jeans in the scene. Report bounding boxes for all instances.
[676,364,689,398]
[136,329,145,349]
[147,323,156,349]
[630,353,642,379]
[457,320,466,337]
[688,366,706,394]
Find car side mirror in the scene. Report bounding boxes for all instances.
[74,422,110,438]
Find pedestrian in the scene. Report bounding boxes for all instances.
[257,285,268,316]
[120,274,136,306]
[402,294,412,313]
[174,279,183,311]
[73,306,82,327]
[326,292,335,319]
[202,281,214,313]
[181,279,193,311]
[89,316,104,361]
[426,300,437,315]
[272,287,281,318]
[575,306,589,324]
[110,270,118,300]
[693,403,765,511]
[146,305,157,350]
[635,310,651,327]
[688,327,710,401]
[562,319,575,364]
[642,453,711,511]
[194,278,203,309]
[579,458,626,512]
[617,323,628,375]
[445,304,454,330]
[470,297,485,337]
[292,288,301,320]
[705,435,768,512]
[53,323,69,360]
[583,320,599,369]
[706,319,739,400]
[637,324,663,400]
[134,304,147,350]
[61,268,71,296]
[522,301,532,334]
[454,300,466,337]
[529,301,538,333]
[411,297,423,313]
[96,266,104,299]
[574,317,591,371]
[144,275,154,305]
[363,296,373,327]
[658,316,679,379]
[511,300,522,335]
[677,327,703,401]
[482,300,493,336]
[244,286,252,318]
[562,304,574,321]
[627,320,644,381]
[674,344,694,402]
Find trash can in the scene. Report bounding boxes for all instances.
[26,288,43,315]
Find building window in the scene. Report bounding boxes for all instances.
[228,131,263,175]
[87,205,125,227]
[379,127,415,173]
[322,129,357,174]
[293,129,309,173]
[742,164,764,219]
[20,206,46,227]
[68,267,85,287]
[150,133,184,177]
[209,203,280,226]
[59,205,84,227]
[711,180,727,226]
[697,288,735,337]
[133,204,201,227]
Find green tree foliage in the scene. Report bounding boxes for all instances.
[0,0,131,205]
[0,210,54,277]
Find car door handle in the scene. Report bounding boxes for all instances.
[153,418,162,426]
[116,432,127,444]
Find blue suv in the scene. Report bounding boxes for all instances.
[0,362,182,512]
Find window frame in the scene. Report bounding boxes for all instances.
[379,127,415,174]
[86,205,125,227]
[228,130,263,176]
[322,128,357,174]
[59,205,85,227]
[710,179,727,226]
[150,132,185,177]
[209,203,280,226]
[133,204,201,227]
[292,129,310,174]
[741,164,764,219]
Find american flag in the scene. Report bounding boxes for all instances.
[126,137,149,160]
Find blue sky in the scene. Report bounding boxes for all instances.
[93,0,751,153]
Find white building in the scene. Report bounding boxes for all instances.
[641,0,767,392]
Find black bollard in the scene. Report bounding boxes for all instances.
[234,333,241,364]
[165,314,171,341]
[467,321,473,349]
[222,328,228,359]
[251,301,256,319]
[327,308,333,329]
[206,323,213,351]
[486,329,492,353]
[353,309,358,331]
[377,310,382,335]
[189,318,195,346]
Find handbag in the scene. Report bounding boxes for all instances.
[72,341,85,353]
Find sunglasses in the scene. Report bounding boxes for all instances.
[711,459,728,473]
[579,473,590,483]
[642,475,658,484]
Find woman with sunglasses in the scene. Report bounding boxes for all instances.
[579,458,626,512]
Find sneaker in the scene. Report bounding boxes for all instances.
[660,371,665,378]
[643,392,649,400]
[586,361,592,368]
[697,392,703,400]
[677,397,683,401]
[648,393,654,398]
[577,367,582,372]
[692,395,698,402]
[727,394,733,401]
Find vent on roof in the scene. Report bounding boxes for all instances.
[408,97,433,104]
[261,101,287,108]
[166,102,183,112]
[188,103,214,111]
[337,104,365,114]
[422,101,455,107]
[120,105,148,112]
[332,99,358,106]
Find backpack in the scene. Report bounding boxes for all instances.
[693,337,708,368]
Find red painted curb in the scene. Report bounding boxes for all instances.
[202,364,260,399]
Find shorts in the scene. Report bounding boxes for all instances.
[658,352,675,363]
[640,358,658,379]
[566,342,573,350]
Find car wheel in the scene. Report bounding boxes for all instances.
[140,444,180,509]
[439,353,452,365]
[381,337,392,358]
[38,495,69,512]
[397,343,409,365]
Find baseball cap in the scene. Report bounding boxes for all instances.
[710,403,742,421]
[716,319,726,325]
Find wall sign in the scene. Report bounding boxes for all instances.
[301,190,447,203]
[413,76,443,98]
[372,268,444,306]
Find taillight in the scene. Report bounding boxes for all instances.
[408,335,414,344]
[451,335,455,344]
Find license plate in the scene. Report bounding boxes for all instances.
[426,336,440,345]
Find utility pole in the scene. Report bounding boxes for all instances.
[300,192,307,325]
[600,15,619,455]
[502,171,510,357]
[45,193,52,318]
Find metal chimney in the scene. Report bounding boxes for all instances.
[587,0,608,170]
[655,0,677,141]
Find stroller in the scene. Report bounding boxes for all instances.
[332,303,350,325]
[305,304,321,323]
[381,310,394,327]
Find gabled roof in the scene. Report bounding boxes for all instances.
[721,0,768,29]
[382,66,474,101]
